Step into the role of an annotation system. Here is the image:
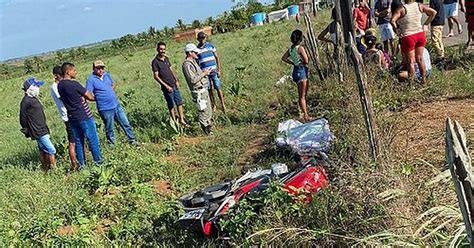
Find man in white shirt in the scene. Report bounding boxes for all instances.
[50,66,78,169]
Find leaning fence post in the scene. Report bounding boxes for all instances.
[302,13,325,81]
[446,117,474,246]
[335,0,379,161]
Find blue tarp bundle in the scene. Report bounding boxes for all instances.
[276,118,335,156]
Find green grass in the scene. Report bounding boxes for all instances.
[1,11,473,246]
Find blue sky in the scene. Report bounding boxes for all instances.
[0,0,273,61]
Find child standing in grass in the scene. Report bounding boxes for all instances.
[281,29,312,121]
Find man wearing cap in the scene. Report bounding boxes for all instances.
[196,31,226,113]
[182,43,213,135]
[50,66,78,168]
[19,78,57,171]
[86,60,138,146]
[151,41,188,126]
[58,62,103,167]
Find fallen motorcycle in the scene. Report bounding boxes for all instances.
[177,158,329,236]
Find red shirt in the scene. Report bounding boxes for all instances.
[353,6,370,31]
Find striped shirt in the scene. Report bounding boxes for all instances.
[398,2,423,37]
[197,42,218,71]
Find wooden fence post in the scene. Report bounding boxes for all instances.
[446,118,474,246]
[336,0,379,161]
[303,13,325,81]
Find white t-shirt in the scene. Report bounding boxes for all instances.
[414,48,432,76]
[50,82,68,122]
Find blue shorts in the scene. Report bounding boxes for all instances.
[444,3,458,18]
[292,65,309,83]
[207,72,222,90]
[163,87,184,110]
[37,134,56,155]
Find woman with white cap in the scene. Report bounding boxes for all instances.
[181,43,213,135]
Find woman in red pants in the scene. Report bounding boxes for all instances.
[391,0,436,83]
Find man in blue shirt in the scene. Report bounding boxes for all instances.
[196,32,226,113]
[58,62,102,168]
[86,60,138,146]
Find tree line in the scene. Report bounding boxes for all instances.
[0,0,299,80]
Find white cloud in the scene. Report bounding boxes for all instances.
[83,6,92,12]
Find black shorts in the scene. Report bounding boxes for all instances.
[64,121,74,143]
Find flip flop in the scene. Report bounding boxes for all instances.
[444,33,454,38]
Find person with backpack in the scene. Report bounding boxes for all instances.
[281,29,312,122]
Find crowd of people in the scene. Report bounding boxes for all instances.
[19,0,473,171]
[315,0,472,83]
[19,33,225,171]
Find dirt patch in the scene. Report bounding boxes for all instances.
[94,219,115,236]
[392,99,474,165]
[236,131,270,168]
[385,99,474,234]
[57,225,79,236]
[150,179,172,196]
[162,136,208,164]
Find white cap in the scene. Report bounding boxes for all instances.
[184,43,200,53]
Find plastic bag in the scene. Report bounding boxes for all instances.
[276,118,335,156]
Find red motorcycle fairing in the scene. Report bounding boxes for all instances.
[283,166,329,202]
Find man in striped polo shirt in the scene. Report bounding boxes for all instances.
[196,32,226,112]
[58,62,103,168]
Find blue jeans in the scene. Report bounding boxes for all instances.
[37,134,56,155]
[99,104,136,144]
[70,118,103,167]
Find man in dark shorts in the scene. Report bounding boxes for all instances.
[58,62,103,168]
[50,66,78,169]
[20,78,57,171]
[151,41,188,126]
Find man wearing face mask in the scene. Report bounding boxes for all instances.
[19,77,57,171]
